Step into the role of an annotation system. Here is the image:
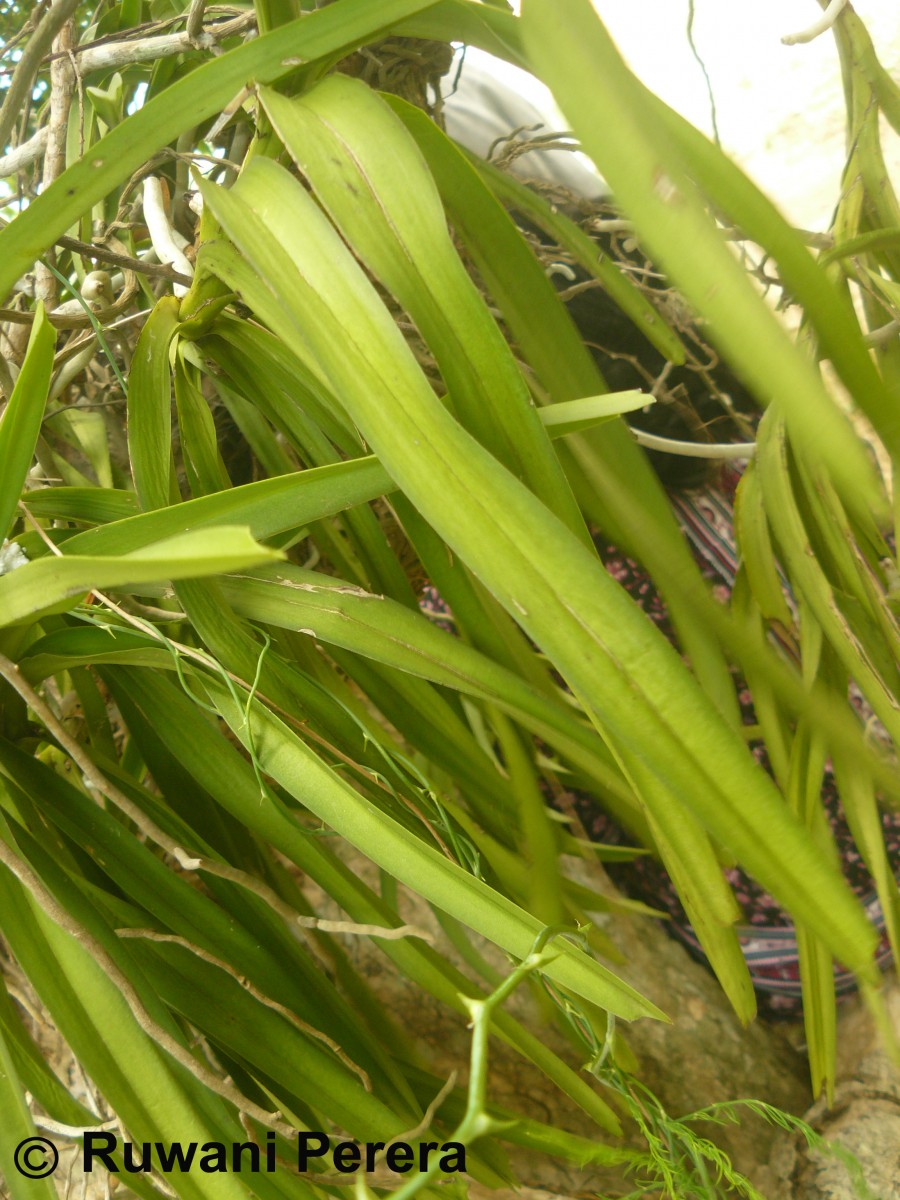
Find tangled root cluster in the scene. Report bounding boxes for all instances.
[338,37,455,119]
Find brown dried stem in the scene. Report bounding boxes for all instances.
[0,0,81,155]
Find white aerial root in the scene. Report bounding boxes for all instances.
[142,176,193,297]
[782,0,848,46]
[632,428,757,459]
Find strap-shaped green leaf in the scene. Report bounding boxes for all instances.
[0,817,252,1200]
[521,0,886,515]
[0,973,97,1130]
[0,526,282,626]
[199,670,662,1023]
[757,412,900,746]
[0,0,441,303]
[733,462,794,628]
[20,488,139,525]
[109,667,627,1131]
[616,748,757,1025]
[260,77,588,541]
[196,152,880,984]
[382,90,740,725]
[61,457,390,557]
[174,350,232,497]
[128,297,180,511]
[218,564,630,800]
[0,304,55,541]
[0,1012,60,1200]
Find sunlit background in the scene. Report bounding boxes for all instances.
[493,0,900,229]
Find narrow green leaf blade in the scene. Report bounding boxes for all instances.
[197,159,882,984]
[0,0,441,302]
[128,298,180,511]
[0,527,282,626]
[521,0,886,513]
[260,77,587,538]
[60,458,390,558]
[0,305,55,539]
[0,1019,60,1200]
[202,673,665,1023]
